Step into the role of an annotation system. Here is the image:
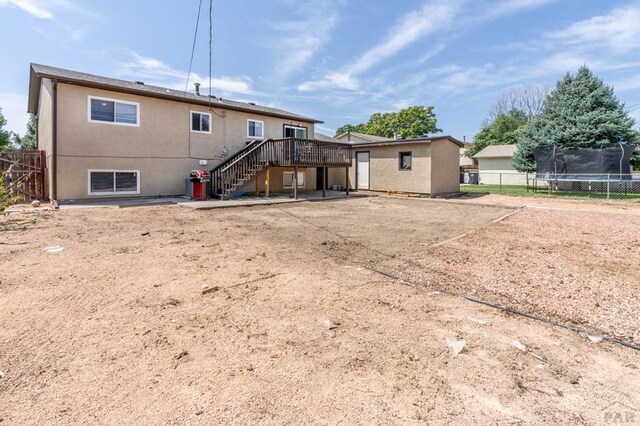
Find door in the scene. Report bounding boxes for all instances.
[356,152,369,190]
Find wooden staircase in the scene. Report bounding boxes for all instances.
[210,138,352,200]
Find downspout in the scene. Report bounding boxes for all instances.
[52,79,58,205]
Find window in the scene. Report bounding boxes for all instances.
[191,111,212,133]
[247,119,264,139]
[88,97,139,126]
[283,171,305,188]
[399,152,412,170]
[284,125,307,139]
[88,170,140,195]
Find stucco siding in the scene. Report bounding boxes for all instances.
[37,79,54,199]
[53,83,315,199]
[430,139,461,194]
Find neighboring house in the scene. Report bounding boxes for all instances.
[459,141,475,168]
[334,131,393,144]
[28,64,350,201]
[346,136,463,196]
[472,144,527,185]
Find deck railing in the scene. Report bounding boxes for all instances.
[218,138,351,199]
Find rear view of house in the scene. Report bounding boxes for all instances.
[28,64,350,202]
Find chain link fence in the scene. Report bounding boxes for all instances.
[460,171,640,200]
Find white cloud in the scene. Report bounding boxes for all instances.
[0,0,75,20]
[299,0,463,91]
[270,0,340,80]
[119,53,256,96]
[0,93,29,135]
[548,5,640,53]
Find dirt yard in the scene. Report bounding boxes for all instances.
[1,196,639,424]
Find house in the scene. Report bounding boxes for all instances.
[472,144,527,185]
[27,63,350,201]
[335,131,393,144]
[459,141,475,168]
[345,136,463,196]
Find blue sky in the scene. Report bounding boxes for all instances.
[1,0,640,140]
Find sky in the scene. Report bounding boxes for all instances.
[1,0,640,140]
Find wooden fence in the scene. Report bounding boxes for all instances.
[0,150,48,202]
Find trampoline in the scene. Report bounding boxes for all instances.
[529,144,640,197]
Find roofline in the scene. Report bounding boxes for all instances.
[334,131,393,142]
[350,136,464,148]
[27,64,323,123]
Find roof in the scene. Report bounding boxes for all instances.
[349,136,464,148]
[27,63,323,123]
[314,132,343,143]
[335,131,394,142]
[473,144,517,159]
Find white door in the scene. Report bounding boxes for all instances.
[356,152,369,190]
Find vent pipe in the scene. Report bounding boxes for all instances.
[194,82,201,96]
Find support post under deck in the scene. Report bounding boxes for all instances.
[345,167,349,196]
[294,166,298,199]
[322,167,327,198]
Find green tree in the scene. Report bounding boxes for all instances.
[0,108,10,151]
[513,66,638,172]
[466,109,527,158]
[19,114,37,150]
[334,105,442,139]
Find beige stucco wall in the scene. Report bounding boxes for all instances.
[430,139,461,194]
[37,79,54,199]
[340,140,461,195]
[51,82,315,200]
[349,143,433,194]
[477,157,527,185]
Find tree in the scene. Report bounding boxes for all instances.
[334,105,442,139]
[0,108,9,151]
[513,66,639,172]
[489,85,551,121]
[19,114,37,150]
[466,109,527,158]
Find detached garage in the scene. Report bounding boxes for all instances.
[347,136,463,196]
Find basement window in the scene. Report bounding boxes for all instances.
[191,111,212,133]
[399,152,412,171]
[89,96,139,126]
[283,171,305,188]
[247,119,264,139]
[88,170,140,195]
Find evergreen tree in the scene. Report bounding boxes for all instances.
[513,66,638,172]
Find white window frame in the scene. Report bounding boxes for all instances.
[87,169,141,196]
[87,96,140,127]
[284,125,308,139]
[283,171,305,188]
[247,119,264,139]
[191,111,212,134]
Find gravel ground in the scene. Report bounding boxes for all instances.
[1,196,639,424]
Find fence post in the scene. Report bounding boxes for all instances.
[499,173,502,192]
[607,173,610,200]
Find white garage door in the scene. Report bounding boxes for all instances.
[356,152,369,190]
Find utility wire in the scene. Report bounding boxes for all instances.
[208,0,213,109]
[184,0,204,94]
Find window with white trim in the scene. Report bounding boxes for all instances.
[88,97,139,126]
[88,170,140,195]
[247,119,264,139]
[283,171,305,188]
[284,125,307,139]
[191,111,211,133]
